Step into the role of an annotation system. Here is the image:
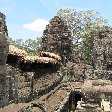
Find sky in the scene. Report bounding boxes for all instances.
[0,0,112,40]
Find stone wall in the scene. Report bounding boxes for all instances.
[93,70,112,80]
[17,72,33,103]
[6,65,19,103]
[81,80,112,109]
[64,62,94,82]
[0,12,8,107]
[0,12,19,107]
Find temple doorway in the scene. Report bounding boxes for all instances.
[70,91,84,111]
[74,93,82,108]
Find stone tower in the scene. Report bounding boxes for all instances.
[0,12,9,107]
[93,27,112,70]
[42,16,74,64]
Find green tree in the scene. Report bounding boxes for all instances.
[8,38,24,50]
[8,38,42,56]
[23,38,42,56]
[57,9,108,64]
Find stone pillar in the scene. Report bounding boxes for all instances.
[0,12,8,107]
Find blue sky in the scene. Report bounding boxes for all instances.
[0,0,112,40]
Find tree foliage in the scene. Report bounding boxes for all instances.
[57,8,108,64]
[8,38,42,56]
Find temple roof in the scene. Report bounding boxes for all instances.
[8,45,61,65]
[21,56,58,64]
[40,51,61,61]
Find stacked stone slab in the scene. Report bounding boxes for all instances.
[42,16,74,64]
[0,12,8,107]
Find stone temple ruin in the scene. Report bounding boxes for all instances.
[0,13,112,112]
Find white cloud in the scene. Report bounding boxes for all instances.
[23,18,49,32]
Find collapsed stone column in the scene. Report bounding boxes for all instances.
[0,12,8,107]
